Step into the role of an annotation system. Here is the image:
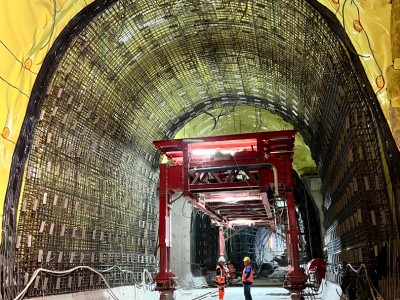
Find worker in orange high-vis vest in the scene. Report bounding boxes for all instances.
[242,256,254,300]
[216,256,228,300]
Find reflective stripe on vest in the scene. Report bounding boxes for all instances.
[242,266,253,283]
[216,264,227,278]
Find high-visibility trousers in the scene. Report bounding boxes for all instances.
[216,276,225,300]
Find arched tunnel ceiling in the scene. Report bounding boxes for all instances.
[174,106,317,175]
[0,0,394,204]
[34,0,372,160]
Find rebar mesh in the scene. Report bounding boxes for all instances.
[0,0,398,299]
[320,76,395,291]
[17,78,159,296]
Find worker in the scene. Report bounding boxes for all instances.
[323,245,328,260]
[216,256,228,300]
[242,256,254,300]
[227,261,236,283]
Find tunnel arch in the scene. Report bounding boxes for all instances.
[2,0,399,299]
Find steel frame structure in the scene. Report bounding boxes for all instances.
[153,131,306,299]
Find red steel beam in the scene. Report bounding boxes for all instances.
[153,130,305,299]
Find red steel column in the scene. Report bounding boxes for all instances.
[155,164,176,300]
[283,155,306,296]
[219,226,225,256]
[159,165,168,276]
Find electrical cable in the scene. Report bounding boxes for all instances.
[0,40,38,74]
[0,76,30,98]
[13,266,118,300]
[344,263,383,300]
[338,0,375,60]
[190,288,219,300]
[350,0,383,76]
[204,112,217,130]
[13,265,156,300]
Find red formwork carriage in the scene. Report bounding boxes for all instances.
[153,131,306,300]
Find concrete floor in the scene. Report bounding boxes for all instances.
[175,286,311,300]
[28,279,339,300]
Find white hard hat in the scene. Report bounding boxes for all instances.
[218,256,225,262]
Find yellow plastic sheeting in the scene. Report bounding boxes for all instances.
[175,107,317,175]
[0,0,92,213]
[320,0,392,117]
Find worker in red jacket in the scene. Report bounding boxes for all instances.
[227,261,236,283]
[242,256,254,300]
[216,256,228,300]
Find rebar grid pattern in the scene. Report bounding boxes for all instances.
[1,0,396,299]
[50,0,345,143]
[320,74,393,285]
[17,77,158,297]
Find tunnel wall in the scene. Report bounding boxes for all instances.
[1,1,400,299]
[13,62,159,297]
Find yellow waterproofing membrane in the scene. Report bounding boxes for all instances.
[175,106,317,175]
[388,0,400,146]
[323,0,400,146]
[0,0,397,235]
[0,0,94,231]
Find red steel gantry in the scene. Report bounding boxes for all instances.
[153,131,306,299]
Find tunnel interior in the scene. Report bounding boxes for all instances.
[2,0,399,299]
